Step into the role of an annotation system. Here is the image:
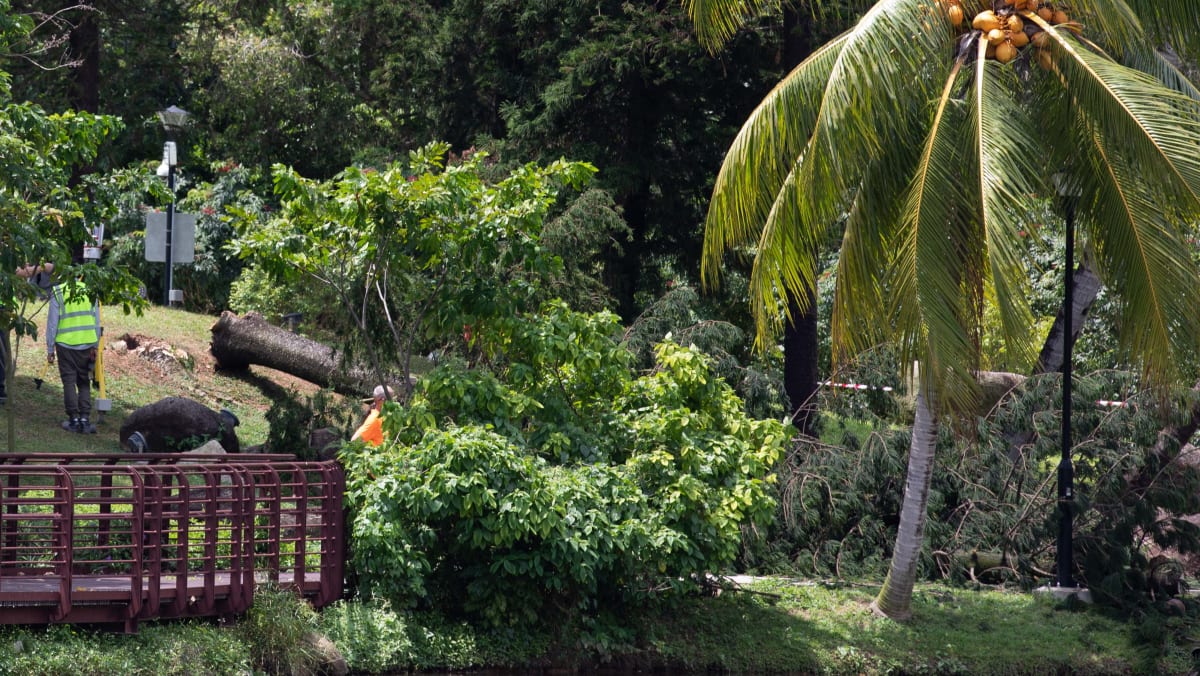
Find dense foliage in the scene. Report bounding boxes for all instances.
[750,367,1200,616]
[231,143,604,389]
[341,305,787,625]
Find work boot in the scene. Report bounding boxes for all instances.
[62,418,80,432]
[78,417,97,434]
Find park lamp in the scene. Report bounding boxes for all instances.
[156,105,190,306]
[157,105,191,137]
[155,106,189,178]
[1052,170,1082,592]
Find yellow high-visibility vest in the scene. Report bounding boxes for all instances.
[52,283,99,347]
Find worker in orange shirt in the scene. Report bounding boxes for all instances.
[351,385,392,446]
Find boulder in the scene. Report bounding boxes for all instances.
[309,427,343,461]
[119,397,240,453]
[305,631,348,676]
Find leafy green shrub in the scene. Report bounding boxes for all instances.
[227,264,291,318]
[264,388,356,459]
[318,598,410,673]
[0,622,249,675]
[236,585,319,675]
[341,303,787,626]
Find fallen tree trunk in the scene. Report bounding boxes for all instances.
[1034,252,1104,376]
[1005,255,1103,461]
[210,311,401,398]
[976,370,1026,416]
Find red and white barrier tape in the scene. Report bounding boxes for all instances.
[822,381,1130,408]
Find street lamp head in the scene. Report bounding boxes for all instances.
[157,105,191,135]
[1052,171,1082,198]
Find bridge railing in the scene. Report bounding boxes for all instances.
[0,453,345,631]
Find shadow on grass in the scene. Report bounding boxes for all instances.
[216,364,297,403]
[633,589,841,673]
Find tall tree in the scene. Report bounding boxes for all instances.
[423,0,783,320]
[689,0,1200,619]
[8,1,188,168]
[0,1,145,451]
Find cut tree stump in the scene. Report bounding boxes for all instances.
[209,311,403,398]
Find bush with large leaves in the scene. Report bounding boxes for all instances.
[341,304,787,625]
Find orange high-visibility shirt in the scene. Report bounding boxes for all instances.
[351,409,384,446]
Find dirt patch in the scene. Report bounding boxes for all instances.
[107,333,190,376]
[102,332,322,414]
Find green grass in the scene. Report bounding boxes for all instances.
[306,579,1177,675]
[653,579,1149,675]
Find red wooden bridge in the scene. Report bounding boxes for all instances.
[0,453,345,632]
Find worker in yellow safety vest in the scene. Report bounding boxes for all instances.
[47,277,100,434]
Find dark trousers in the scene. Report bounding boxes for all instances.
[0,330,8,398]
[56,345,92,418]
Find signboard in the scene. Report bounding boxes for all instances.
[144,211,197,263]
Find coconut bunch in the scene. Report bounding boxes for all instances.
[943,0,1078,67]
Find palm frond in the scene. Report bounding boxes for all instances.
[1125,48,1200,101]
[1109,0,1200,64]
[703,31,851,287]
[890,48,975,411]
[746,0,957,340]
[830,148,914,367]
[970,46,1042,374]
[683,0,776,53]
[1081,123,1200,386]
[795,0,958,228]
[1036,18,1200,211]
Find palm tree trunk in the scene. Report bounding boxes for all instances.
[872,386,938,621]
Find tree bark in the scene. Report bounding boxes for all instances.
[784,290,820,435]
[976,370,1026,415]
[781,5,821,438]
[1005,255,1103,461]
[1035,253,1103,375]
[210,311,400,397]
[872,387,938,621]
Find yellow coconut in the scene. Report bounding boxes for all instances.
[1031,29,1050,48]
[1010,30,1030,48]
[995,41,1018,63]
[948,4,964,26]
[1052,9,1068,24]
[973,10,1002,32]
[1037,49,1053,70]
[1037,7,1054,21]
[987,28,1007,45]
[1007,15,1024,33]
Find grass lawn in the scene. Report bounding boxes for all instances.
[612,577,1180,675]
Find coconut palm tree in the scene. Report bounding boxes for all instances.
[687,0,1200,619]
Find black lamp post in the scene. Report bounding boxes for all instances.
[1054,172,1080,589]
[156,105,189,306]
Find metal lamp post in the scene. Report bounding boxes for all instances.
[1054,172,1081,589]
[156,105,189,306]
